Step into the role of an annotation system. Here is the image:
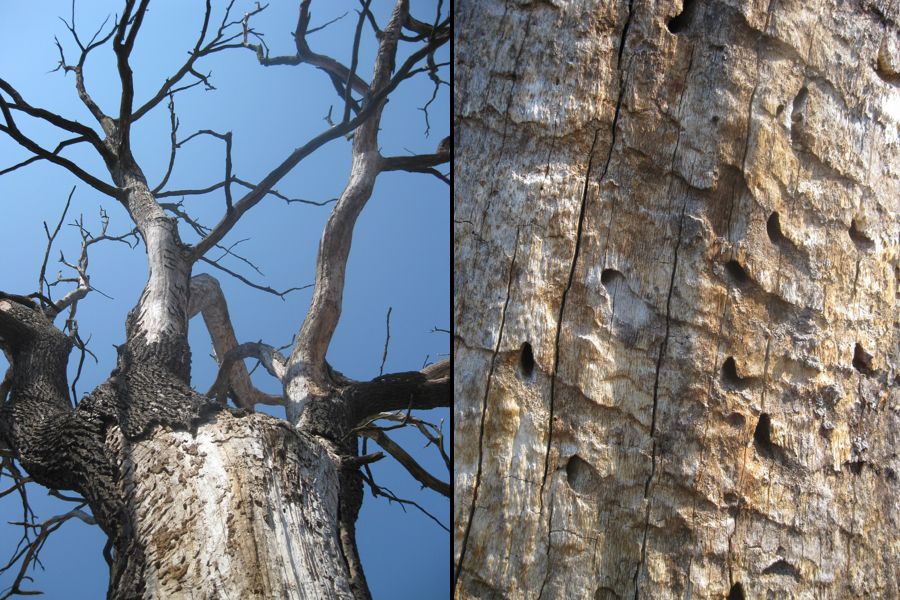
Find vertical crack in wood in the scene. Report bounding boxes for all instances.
[540,128,602,500]
[453,228,520,591]
[633,197,687,599]
[616,0,636,72]
[535,501,555,600]
[541,11,637,499]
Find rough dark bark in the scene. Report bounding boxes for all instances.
[0,285,447,599]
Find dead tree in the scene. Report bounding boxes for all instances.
[0,1,449,598]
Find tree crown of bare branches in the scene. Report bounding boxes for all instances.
[0,1,450,596]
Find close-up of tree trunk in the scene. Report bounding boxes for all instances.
[0,2,449,598]
[454,0,898,598]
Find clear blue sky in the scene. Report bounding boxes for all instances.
[0,2,449,598]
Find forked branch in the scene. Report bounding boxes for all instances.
[188,274,285,409]
[243,0,370,96]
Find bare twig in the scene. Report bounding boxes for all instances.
[357,427,449,497]
[211,238,263,276]
[343,0,370,124]
[37,187,75,310]
[307,11,349,35]
[0,502,95,600]
[198,256,310,299]
[157,176,337,207]
[358,470,448,532]
[152,95,179,194]
[379,307,392,376]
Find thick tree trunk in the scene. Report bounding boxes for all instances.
[105,411,353,599]
[454,0,898,598]
[0,292,361,600]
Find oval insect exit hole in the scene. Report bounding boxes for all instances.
[520,342,535,377]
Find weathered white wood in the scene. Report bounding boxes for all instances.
[189,274,284,408]
[109,412,353,600]
[454,0,900,598]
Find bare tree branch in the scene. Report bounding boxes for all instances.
[130,0,256,122]
[356,427,449,497]
[0,137,90,178]
[379,306,391,376]
[198,256,310,299]
[47,207,139,320]
[357,411,450,472]
[232,177,337,206]
[157,176,336,206]
[53,3,117,129]
[243,1,370,96]
[151,94,179,194]
[345,358,449,423]
[0,501,94,600]
[156,180,228,199]
[112,0,152,148]
[37,188,76,311]
[342,0,370,123]
[380,151,450,173]
[188,274,285,409]
[0,79,106,153]
[287,1,409,383]
[358,468,448,532]
[207,341,287,406]
[0,95,118,197]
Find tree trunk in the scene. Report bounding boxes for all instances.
[454,1,898,598]
[0,290,361,599]
[106,412,353,599]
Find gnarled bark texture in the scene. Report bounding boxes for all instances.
[0,275,361,600]
[454,0,899,598]
[107,412,351,599]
